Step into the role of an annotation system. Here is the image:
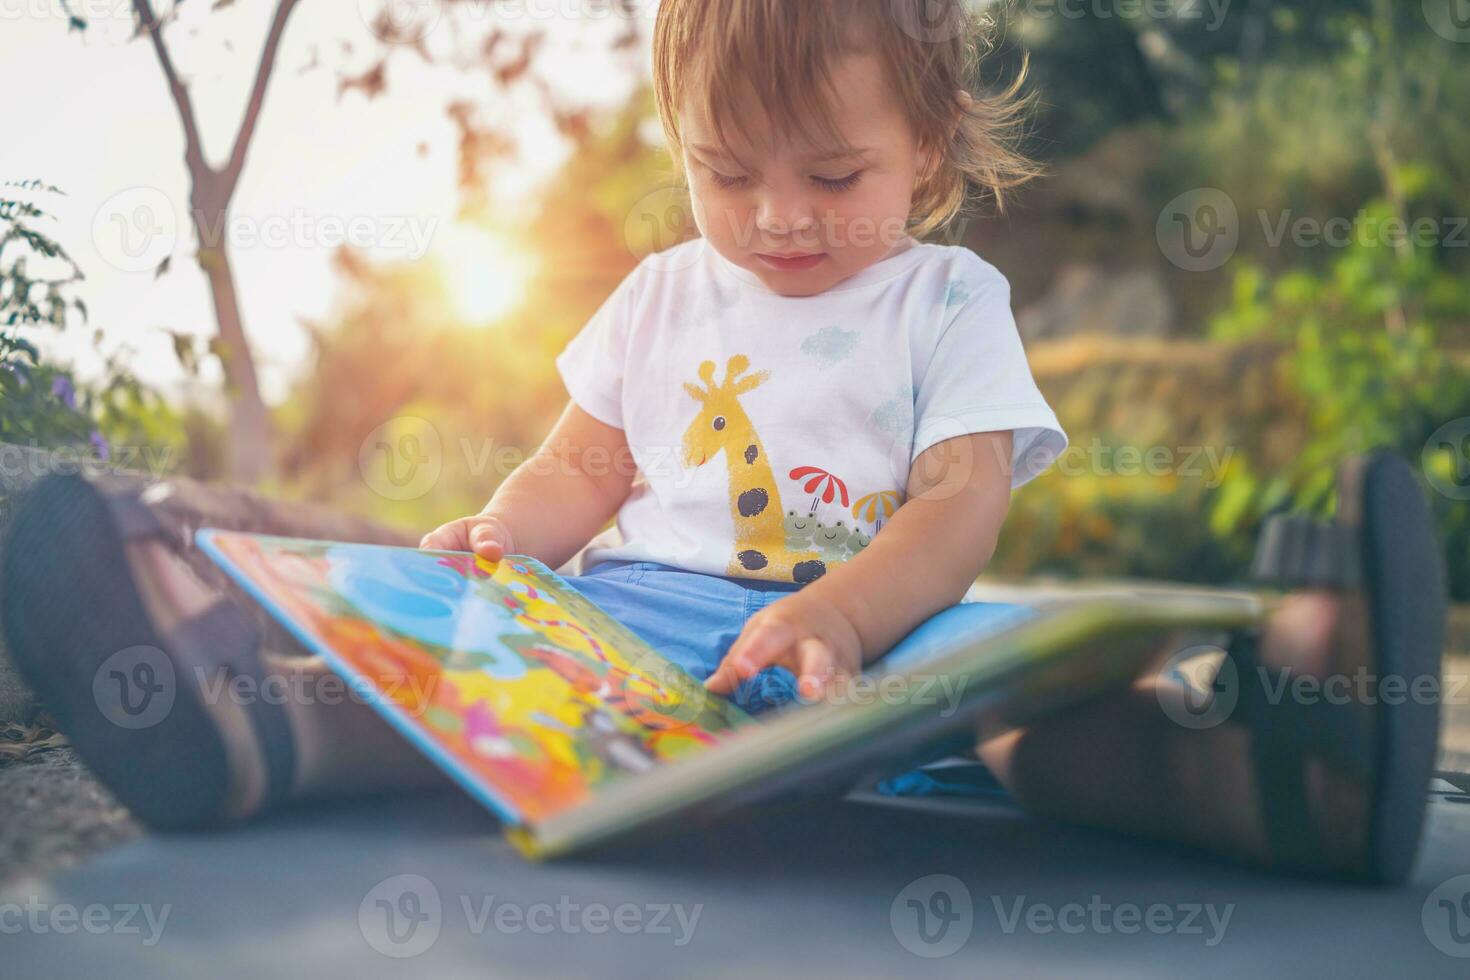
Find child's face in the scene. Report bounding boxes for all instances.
[679,52,928,297]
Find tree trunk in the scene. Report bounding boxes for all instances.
[132,0,303,485]
[195,208,272,484]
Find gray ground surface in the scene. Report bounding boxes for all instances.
[0,743,139,883]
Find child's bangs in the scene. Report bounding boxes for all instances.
[657,0,874,168]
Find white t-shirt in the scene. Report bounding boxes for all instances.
[555,236,1068,585]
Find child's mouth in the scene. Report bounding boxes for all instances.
[754,251,826,272]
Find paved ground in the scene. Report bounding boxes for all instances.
[0,740,139,883]
[5,656,1470,887]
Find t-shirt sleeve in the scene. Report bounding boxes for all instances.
[553,265,643,429]
[911,265,1068,490]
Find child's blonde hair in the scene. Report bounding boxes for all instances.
[652,0,1038,238]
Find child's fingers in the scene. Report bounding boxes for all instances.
[706,619,796,694]
[470,518,510,560]
[419,522,463,551]
[796,637,837,701]
[704,658,741,696]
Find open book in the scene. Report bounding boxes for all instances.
[197,530,1262,858]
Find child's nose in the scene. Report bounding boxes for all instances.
[754,188,819,241]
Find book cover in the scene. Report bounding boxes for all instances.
[196,530,754,828]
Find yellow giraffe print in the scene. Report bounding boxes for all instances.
[681,356,827,584]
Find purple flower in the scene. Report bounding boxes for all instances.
[2,361,29,386]
[50,374,76,410]
[89,431,110,461]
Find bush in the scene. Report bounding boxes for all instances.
[1207,201,1470,597]
[1,180,182,469]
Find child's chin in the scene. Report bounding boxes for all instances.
[750,265,842,297]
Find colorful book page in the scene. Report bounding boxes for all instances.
[197,532,754,825]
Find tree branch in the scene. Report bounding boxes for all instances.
[131,0,209,177]
[221,0,304,198]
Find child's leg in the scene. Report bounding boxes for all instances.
[264,654,449,801]
[978,449,1444,882]
[978,592,1349,867]
[3,472,446,830]
[128,534,444,815]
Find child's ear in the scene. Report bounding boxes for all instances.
[917,90,972,182]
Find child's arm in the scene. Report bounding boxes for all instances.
[706,430,1014,700]
[419,402,636,569]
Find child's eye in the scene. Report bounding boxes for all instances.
[708,170,749,190]
[811,171,863,193]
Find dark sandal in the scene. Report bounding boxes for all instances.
[1,474,295,830]
[1228,448,1448,883]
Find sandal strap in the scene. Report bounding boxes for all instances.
[100,480,297,807]
[171,600,297,808]
[1228,628,1373,871]
[108,483,170,542]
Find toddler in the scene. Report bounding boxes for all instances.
[7,0,1443,886]
[422,0,1066,711]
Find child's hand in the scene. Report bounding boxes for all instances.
[419,514,516,561]
[705,588,864,702]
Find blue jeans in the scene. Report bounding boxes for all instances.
[565,560,804,714]
[564,560,1036,717]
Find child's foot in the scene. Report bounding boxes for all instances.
[2,475,296,830]
[1223,448,1447,882]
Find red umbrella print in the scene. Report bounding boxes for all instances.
[790,466,849,515]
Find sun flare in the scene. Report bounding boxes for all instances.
[435,225,534,325]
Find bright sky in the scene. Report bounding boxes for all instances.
[1,0,653,404]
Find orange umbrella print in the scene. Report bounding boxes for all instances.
[852,489,902,531]
[789,465,849,515]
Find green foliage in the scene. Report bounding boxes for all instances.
[1160,11,1470,276]
[1206,203,1470,595]
[0,180,183,469]
[992,470,1254,587]
[990,0,1410,157]
[0,180,94,448]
